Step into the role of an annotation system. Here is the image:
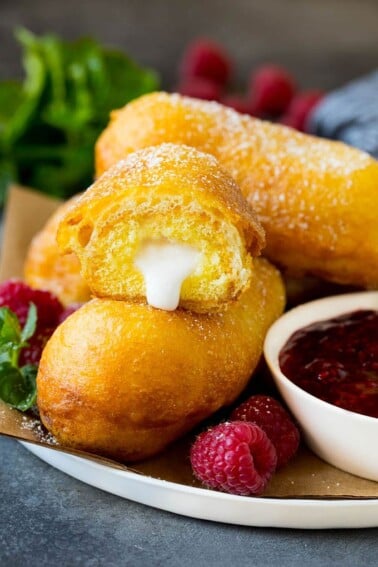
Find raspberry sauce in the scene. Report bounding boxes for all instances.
[279,310,378,418]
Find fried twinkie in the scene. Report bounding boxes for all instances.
[37,258,285,462]
[95,92,378,289]
[57,144,265,312]
[24,195,91,306]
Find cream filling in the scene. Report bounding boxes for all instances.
[135,240,200,311]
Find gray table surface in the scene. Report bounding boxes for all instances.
[1,437,377,566]
[1,1,378,564]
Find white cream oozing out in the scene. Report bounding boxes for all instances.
[135,241,200,311]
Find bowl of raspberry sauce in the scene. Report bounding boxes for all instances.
[264,292,378,482]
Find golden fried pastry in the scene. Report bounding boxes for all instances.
[37,258,285,462]
[95,92,378,289]
[24,196,91,306]
[57,144,265,312]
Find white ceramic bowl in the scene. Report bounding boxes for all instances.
[264,291,378,482]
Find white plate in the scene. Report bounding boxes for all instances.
[22,442,378,529]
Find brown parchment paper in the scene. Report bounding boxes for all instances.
[0,185,377,499]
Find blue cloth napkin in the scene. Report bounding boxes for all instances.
[308,70,378,158]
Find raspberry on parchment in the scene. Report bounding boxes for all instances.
[190,421,277,496]
[231,395,300,468]
[0,279,65,365]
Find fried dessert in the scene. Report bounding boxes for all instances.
[37,258,285,462]
[95,92,378,289]
[24,196,91,306]
[57,144,265,312]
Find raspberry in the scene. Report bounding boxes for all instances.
[280,90,324,132]
[20,327,55,366]
[230,395,300,468]
[190,421,277,496]
[249,64,296,115]
[221,95,251,115]
[0,280,64,365]
[0,280,63,328]
[179,38,231,86]
[176,77,223,101]
[58,303,82,324]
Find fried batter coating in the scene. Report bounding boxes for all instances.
[37,258,285,462]
[24,196,91,306]
[57,144,265,313]
[95,92,378,289]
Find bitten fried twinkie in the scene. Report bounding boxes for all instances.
[96,92,378,289]
[57,143,265,312]
[37,259,285,462]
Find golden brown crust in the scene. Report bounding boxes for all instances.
[95,92,378,289]
[60,143,264,257]
[37,258,285,462]
[57,144,265,311]
[24,196,91,306]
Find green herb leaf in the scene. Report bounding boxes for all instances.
[0,361,37,411]
[0,81,24,145]
[19,364,38,410]
[5,28,47,148]
[21,303,37,343]
[0,307,23,368]
[0,29,159,200]
[0,159,18,206]
[0,307,21,344]
[0,305,39,411]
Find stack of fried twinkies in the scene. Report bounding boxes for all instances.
[96,92,378,289]
[36,143,285,462]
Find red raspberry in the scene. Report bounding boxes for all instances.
[0,280,63,328]
[0,280,64,365]
[280,90,324,131]
[249,64,296,115]
[231,395,300,468]
[190,421,277,496]
[221,95,251,115]
[179,38,231,86]
[20,327,55,366]
[176,77,222,101]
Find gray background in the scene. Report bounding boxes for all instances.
[1,0,378,90]
[1,1,377,565]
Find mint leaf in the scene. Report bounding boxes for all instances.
[0,307,22,366]
[0,307,21,366]
[0,81,24,145]
[0,307,21,344]
[0,361,37,411]
[101,49,159,117]
[0,305,38,411]
[4,28,46,147]
[19,364,38,410]
[0,159,18,206]
[21,303,37,343]
[0,29,160,201]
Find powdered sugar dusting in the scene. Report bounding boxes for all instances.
[21,415,58,445]
[107,143,222,188]
[70,141,264,257]
[168,93,372,176]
